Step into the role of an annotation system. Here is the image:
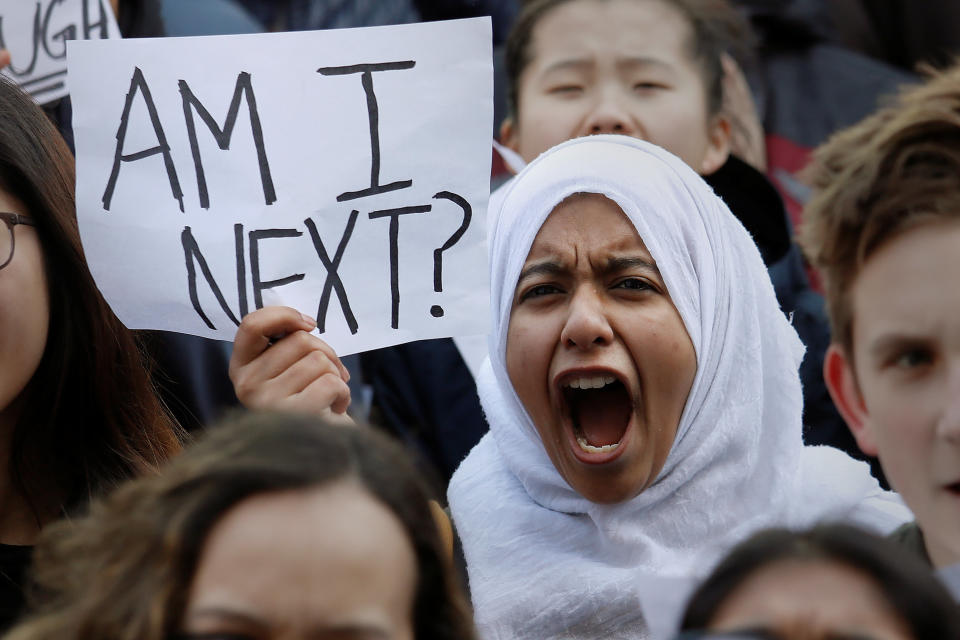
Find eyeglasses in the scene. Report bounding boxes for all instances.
[0,212,36,271]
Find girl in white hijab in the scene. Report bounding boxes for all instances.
[447,135,909,639]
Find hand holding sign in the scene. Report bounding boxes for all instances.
[68,19,492,356]
[229,306,353,425]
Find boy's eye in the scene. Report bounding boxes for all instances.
[894,348,934,369]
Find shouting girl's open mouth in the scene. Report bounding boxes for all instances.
[559,371,634,464]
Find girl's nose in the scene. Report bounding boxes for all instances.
[582,91,637,137]
[560,287,614,350]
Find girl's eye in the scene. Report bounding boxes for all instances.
[521,283,561,301]
[549,85,583,95]
[613,277,652,292]
[633,82,666,92]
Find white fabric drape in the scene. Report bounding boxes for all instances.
[448,136,910,639]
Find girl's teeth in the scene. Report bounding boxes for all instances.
[567,375,617,390]
[576,435,620,454]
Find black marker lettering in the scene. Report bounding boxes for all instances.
[429,191,472,318]
[179,72,276,209]
[317,61,416,202]
[431,191,472,292]
[304,212,359,335]
[181,224,248,330]
[82,0,109,39]
[0,7,41,76]
[368,204,431,329]
[42,0,74,60]
[249,229,305,309]
[103,67,184,212]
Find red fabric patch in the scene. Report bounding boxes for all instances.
[765,134,824,293]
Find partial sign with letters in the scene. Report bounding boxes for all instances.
[1,0,120,104]
[68,18,492,355]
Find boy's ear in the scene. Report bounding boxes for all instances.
[499,117,520,153]
[699,114,731,175]
[823,344,879,456]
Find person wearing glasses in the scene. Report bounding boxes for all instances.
[0,76,185,629]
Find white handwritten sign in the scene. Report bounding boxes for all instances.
[67,18,492,355]
[1,0,120,104]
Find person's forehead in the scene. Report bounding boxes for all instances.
[851,221,960,345]
[714,559,902,627]
[187,483,417,618]
[527,0,694,66]
[527,195,650,257]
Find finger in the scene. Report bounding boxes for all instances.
[267,349,344,400]
[0,50,10,70]
[288,374,352,416]
[237,330,323,384]
[231,333,323,405]
[281,331,350,382]
[238,329,349,385]
[314,338,350,382]
[318,407,356,428]
[230,307,350,382]
[231,306,316,371]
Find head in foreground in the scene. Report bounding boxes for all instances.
[7,412,474,640]
[802,63,960,569]
[680,524,960,639]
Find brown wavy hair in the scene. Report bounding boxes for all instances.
[7,412,477,640]
[0,77,182,522]
[799,63,960,355]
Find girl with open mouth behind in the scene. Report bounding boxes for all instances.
[447,135,911,639]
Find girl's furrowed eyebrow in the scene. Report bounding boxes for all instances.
[604,256,659,276]
[517,260,567,285]
[517,256,659,287]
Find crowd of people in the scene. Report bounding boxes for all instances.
[1,0,959,638]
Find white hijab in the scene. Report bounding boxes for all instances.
[448,136,910,639]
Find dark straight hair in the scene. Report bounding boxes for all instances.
[0,77,183,521]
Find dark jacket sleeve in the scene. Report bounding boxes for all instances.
[362,338,488,487]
